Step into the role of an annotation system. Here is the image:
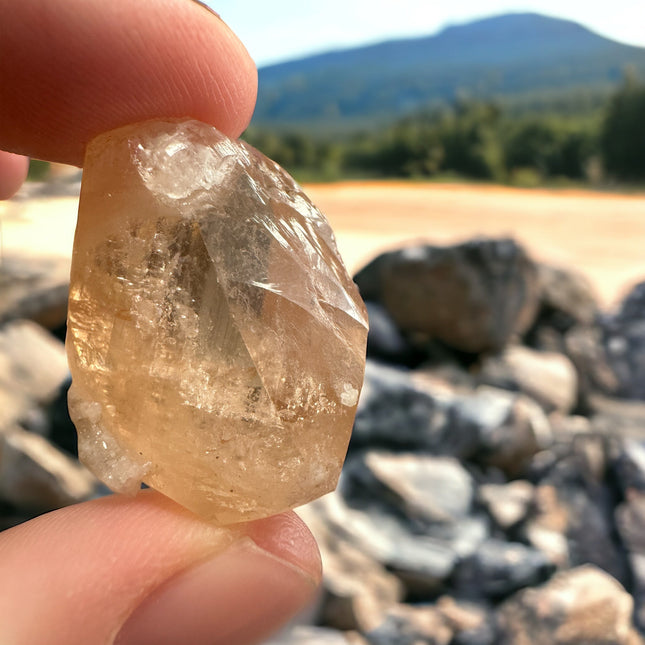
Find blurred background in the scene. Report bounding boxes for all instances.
[2,1,645,644]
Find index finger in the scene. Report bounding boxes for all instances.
[0,0,257,166]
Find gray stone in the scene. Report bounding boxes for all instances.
[479,480,534,530]
[531,263,599,335]
[548,413,591,439]
[353,238,540,354]
[567,433,607,485]
[477,345,578,414]
[437,596,496,645]
[498,565,639,645]
[0,382,29,437]
[449,387,552,475]
[589,394,645,442]
[354,364,552,476]
[524,475,628,582]
[343,452,474,525]
[298,499,403,632]
[423,514,490,560]
[392,514,490,597]
[47,378,77,457]
[615,493,645,630]
[305,493,471,595]
[264,626,365,645]
[364,302,424,367]
[0,255,69,331]
[352,361,451,450]
[414,364,476,393]
[603,281,645,400]
[564,325,618,404]
[353,253,391,303]
[443,386,514,459]
[453,538,553,599]
[528,426,606,487]
[0,426,96,510]
[0,320,69,435]
[614,440,645,495]
[366,603,453,645]
[0,319,69,406]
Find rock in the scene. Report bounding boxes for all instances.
[340,450,489,597]
[0,319,68,404]
[453,538,553,599]
[264,626,366,645]
[354,238,540,354]
[477,345,578,413]
[448,387,552,475]
[479,480,534,530]
[0,426,96,511]
[352,361,451,450]
[614,440,645,495]
[354,364,551,475]
[422,514,491,562]
[298,499,404,632]
[548,413,591,439]
[0,320,69,434]
[353,253,392,303]
[67,119,368,524]
[534,263,599,332]
[414,363,476,393]
[564,325,618,405]
[364,302,425,367]
[305,493,467,596]
[0,382,29,437]
[568,433,607,485]
[366,603,453,645]
[343,452,474,525]
[47,378,77,457]
[437,596,496,645]
[603,281,645,400]
[524,472,628,582]
[526,421,606,486]
[615,493,645,630]
[498,565,639,645]
[589,395,645,441]
[0,255,69,331]
[319,539,403,632]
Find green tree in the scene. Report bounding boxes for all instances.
[439,100,505,180]
[504,118,595,179]
[601,73,645,180]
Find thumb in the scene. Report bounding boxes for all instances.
[0,491,320,645]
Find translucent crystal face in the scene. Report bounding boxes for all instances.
[67,120,368,524]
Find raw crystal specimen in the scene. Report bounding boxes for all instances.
[66,119,368,524]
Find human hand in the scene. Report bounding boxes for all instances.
[0,2,321,644]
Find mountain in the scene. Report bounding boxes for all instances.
[253,13,645,130]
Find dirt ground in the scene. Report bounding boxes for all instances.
[2,181,644,309]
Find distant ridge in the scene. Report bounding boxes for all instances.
[253,12,645,129]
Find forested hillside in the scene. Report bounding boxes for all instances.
[253,13,645,131]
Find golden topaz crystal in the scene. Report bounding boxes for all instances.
[66,120,368,524]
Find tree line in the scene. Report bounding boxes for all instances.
[244,76,645,185]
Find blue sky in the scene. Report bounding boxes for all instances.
[208,0,645,67]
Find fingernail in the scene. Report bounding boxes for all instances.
[190,0,222,19]
[115,539,318,645]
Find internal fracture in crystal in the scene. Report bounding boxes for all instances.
[66,119,368,524]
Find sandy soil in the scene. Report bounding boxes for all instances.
[1,181,644,308]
